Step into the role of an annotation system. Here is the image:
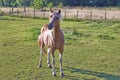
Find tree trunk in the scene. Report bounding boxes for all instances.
[1,0,5,6]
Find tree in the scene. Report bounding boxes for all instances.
[0,0,120,7]
[12,0,21,7]
[48,2,53,9]
[33,0,38,8]
[0,0,6,6]
[89,0,97,6]
[57,2,63,8]
[33,0,45,10]
[0,0,2,6]
[24,0,33,6]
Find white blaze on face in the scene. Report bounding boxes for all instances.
[49,13,53,23]
[49,12,62,23]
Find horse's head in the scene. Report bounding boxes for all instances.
[48,9,62,30]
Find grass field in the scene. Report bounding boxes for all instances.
[0,16,120,80]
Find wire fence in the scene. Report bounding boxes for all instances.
[1,7,120,21]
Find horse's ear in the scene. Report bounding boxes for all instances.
[50,9,54,13]
[58,9,61,14]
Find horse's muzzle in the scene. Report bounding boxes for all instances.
[48,22,53,30]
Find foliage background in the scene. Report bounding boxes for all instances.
[0,0,120,8]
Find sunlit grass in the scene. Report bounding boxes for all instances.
[0,16,120,80]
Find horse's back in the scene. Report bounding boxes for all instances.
[41,24,49,34]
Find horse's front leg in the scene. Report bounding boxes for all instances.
[38,48,43,68]
[47,48,52,68]
[51,51,56,77]
[59,53,64,77]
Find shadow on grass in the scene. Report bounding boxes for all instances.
[65,67,120,80]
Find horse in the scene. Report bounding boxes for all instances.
[38,9,64,77]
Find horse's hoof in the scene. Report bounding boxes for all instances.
[38,64,42,68]
[53,73,57,77]
[48,64,52,68]
[60,73,64,77]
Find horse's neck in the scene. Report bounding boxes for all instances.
[53,23,61,37]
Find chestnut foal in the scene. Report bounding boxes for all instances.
[38,9,64,77]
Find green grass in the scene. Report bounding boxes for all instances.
[0,16,120,80]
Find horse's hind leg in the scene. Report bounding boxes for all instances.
[38,47,43,68]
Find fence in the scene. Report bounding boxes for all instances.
[1,7,120,21]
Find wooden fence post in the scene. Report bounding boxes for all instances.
[90,11,92,20]
[76,11,79,21]
[17,9,18,17]
[24,6,26,17]
[64,10,66,19]
[105,11,107,22]
[109,5,111,10]
[12,6,14,15]
[43,11,45,19]
[34,6,35,18]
